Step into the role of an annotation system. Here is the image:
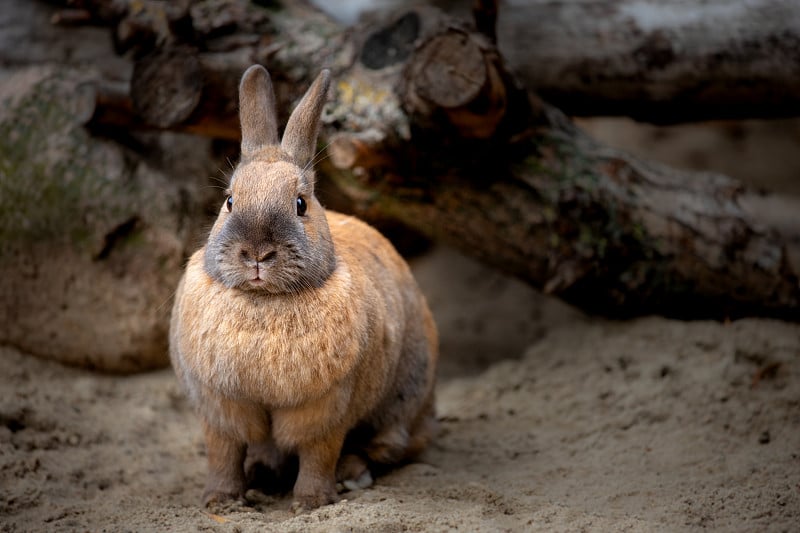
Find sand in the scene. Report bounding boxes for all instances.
[1,247,798,532]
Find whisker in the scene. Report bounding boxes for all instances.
[210,172,230,186]
[308,151,332,173]
[304,139,334,172]
[155,284,180,316]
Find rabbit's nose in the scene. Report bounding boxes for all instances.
[255,248,277,263]
[240,245,276,264]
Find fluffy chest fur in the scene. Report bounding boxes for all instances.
[172,250,379,408]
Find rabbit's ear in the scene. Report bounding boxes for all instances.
[239,65,279,156]
[281,69,331,168]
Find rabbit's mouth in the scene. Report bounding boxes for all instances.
[246,261,272,287]
[247,269,269,288]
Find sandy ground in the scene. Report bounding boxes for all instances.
[1,246,798,532]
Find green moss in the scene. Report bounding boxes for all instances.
[516,131,664,264]
[0,76,122,253]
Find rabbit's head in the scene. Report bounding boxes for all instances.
[203,65,335,294]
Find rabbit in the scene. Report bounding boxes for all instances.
[169,64,438,511]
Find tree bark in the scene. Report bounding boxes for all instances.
[496,0,800,123]
[64,0,800,319]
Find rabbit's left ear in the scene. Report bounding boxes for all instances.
[239,64,279,157]
[281,70,331,168]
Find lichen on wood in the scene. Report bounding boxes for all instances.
[0,66,208,372]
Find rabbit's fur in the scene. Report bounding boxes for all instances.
[169,65,438,510]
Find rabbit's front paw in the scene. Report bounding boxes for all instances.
[202,475,246,508]
[291,485,340,512]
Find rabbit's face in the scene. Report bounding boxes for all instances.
[202,64,334,294]
[203,156,336,294]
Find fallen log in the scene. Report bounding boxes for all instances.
[495,0,800,123]
[63,0,800,319]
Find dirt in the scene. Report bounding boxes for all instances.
[2,246,798,532]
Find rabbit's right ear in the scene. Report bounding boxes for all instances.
[281,70,331,169]
[239,65,279,157]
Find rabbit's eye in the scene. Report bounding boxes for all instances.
[225,195,233,212]
[296,196,307,216]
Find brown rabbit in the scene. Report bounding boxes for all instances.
[169,65,438,510]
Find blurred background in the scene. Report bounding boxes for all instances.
[2,1,799,531]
